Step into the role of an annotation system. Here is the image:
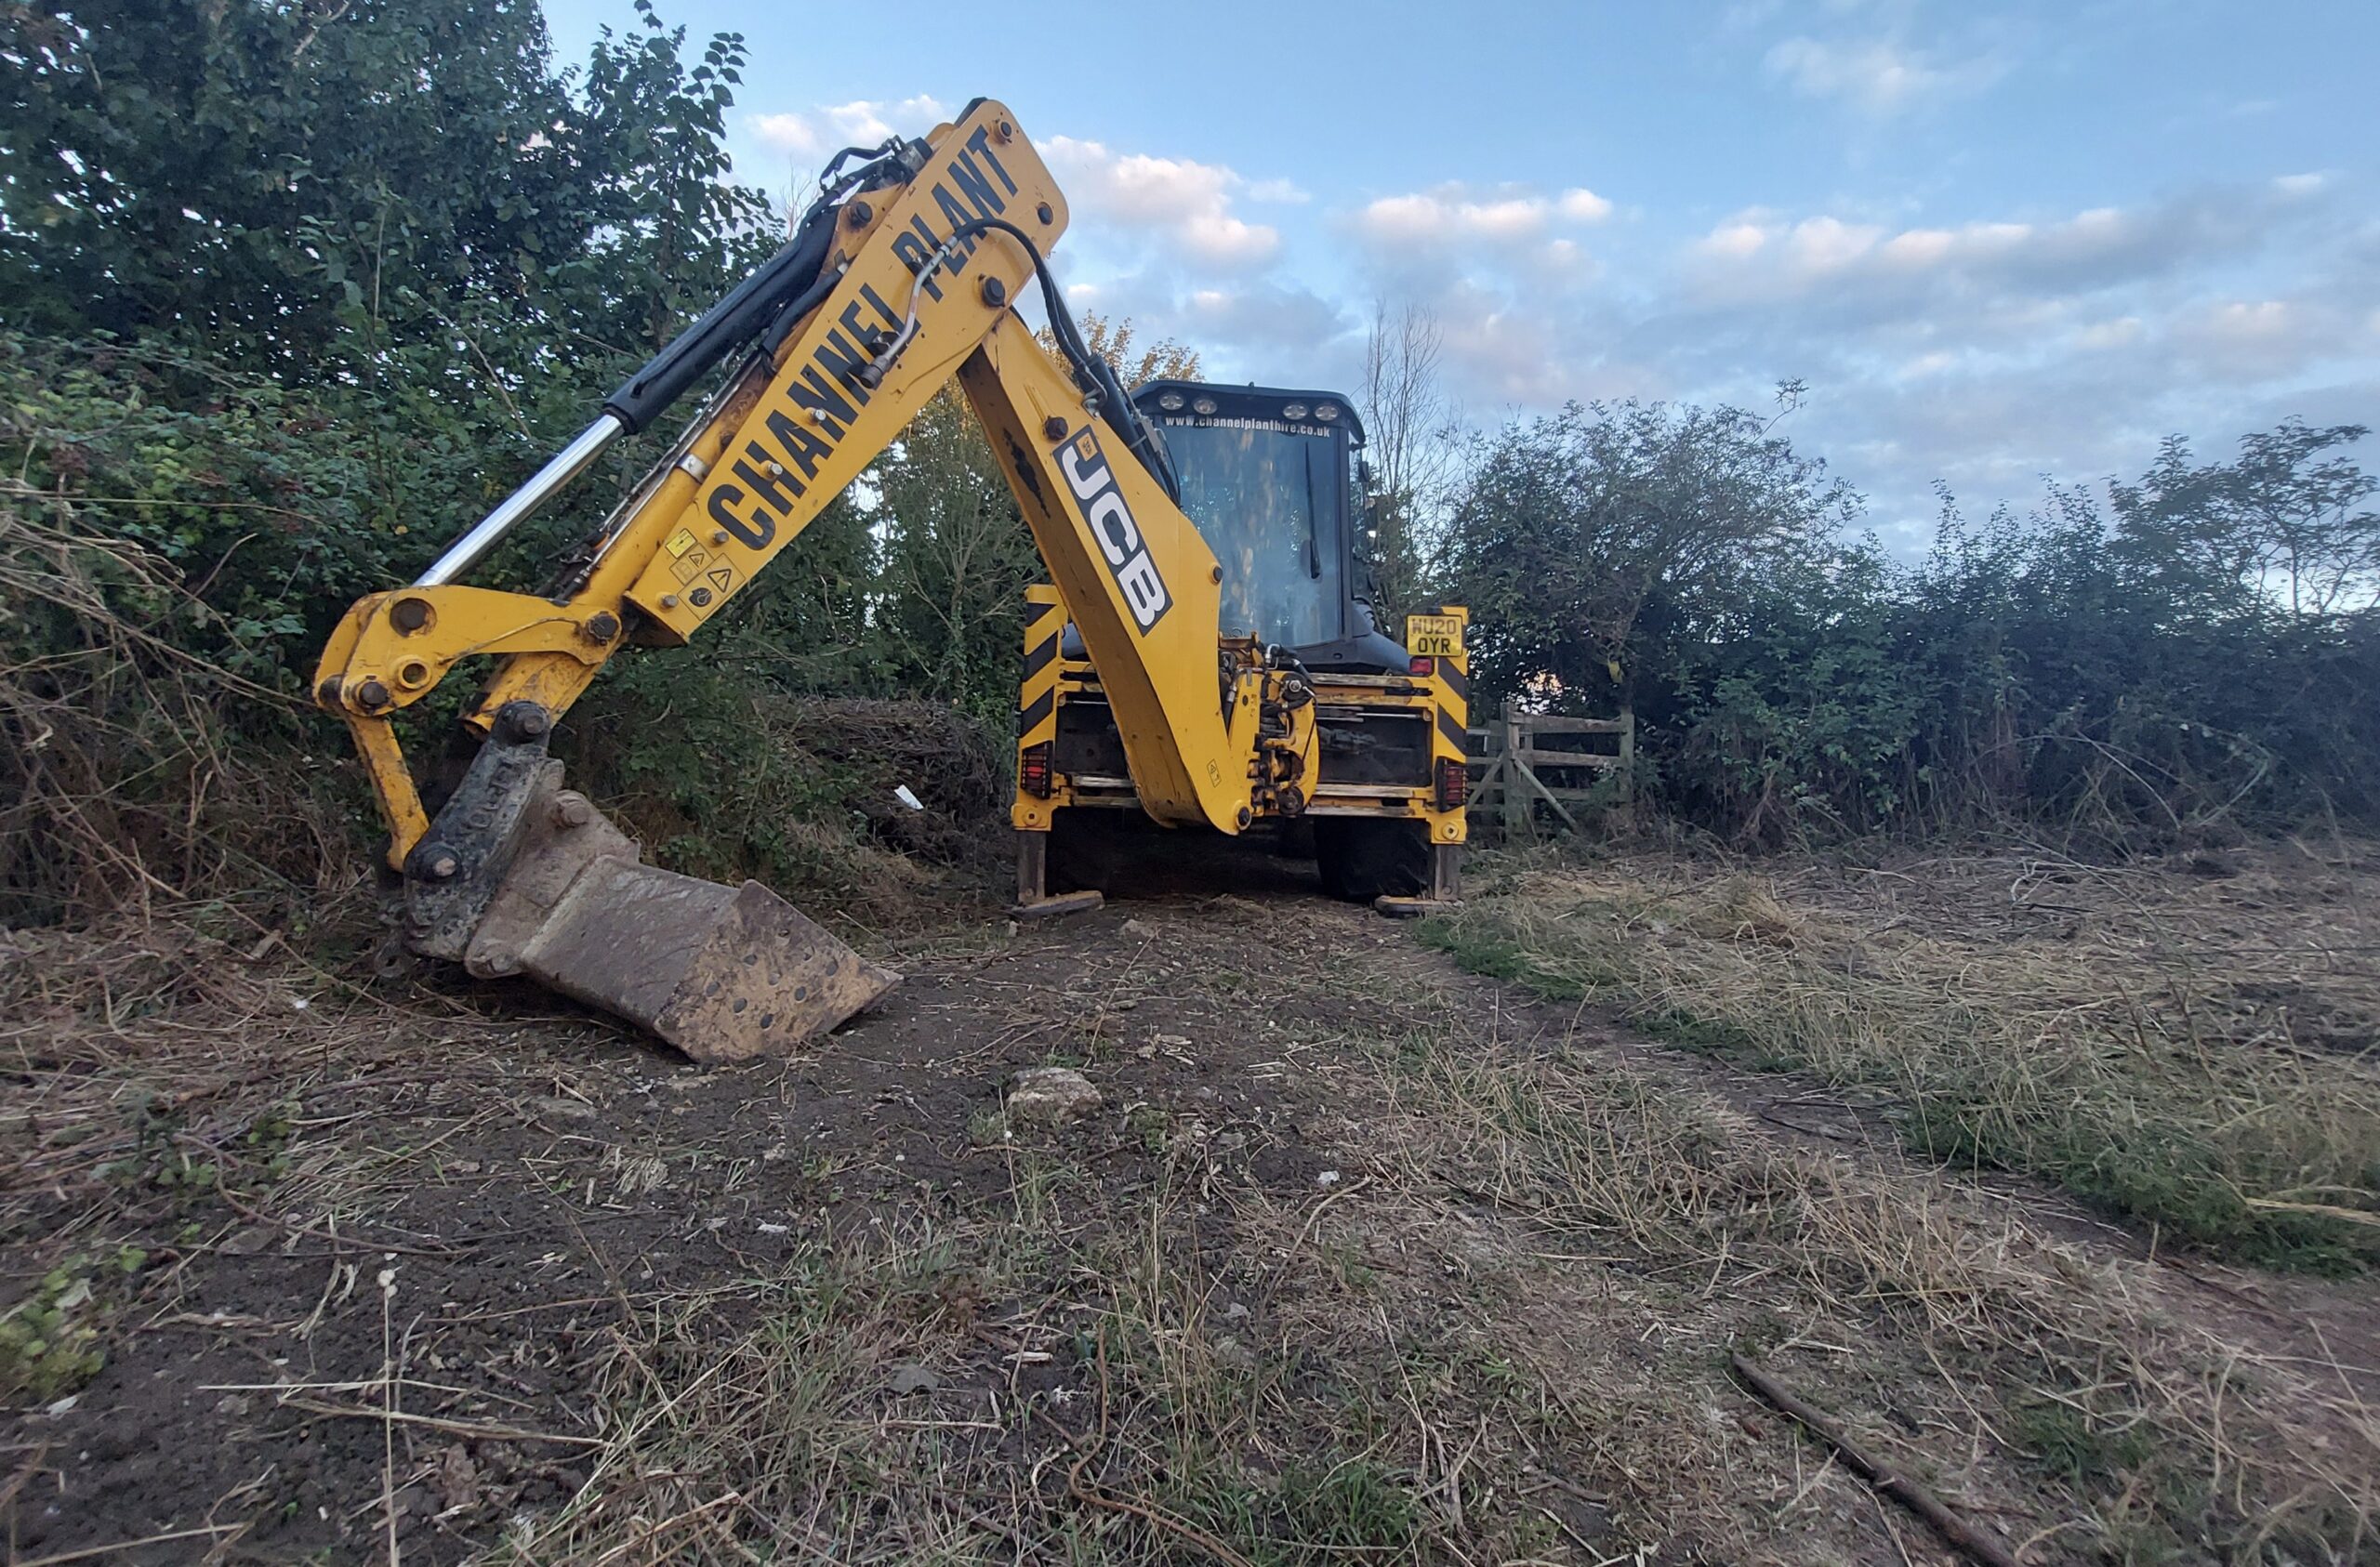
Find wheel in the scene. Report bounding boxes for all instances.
[1047,808,1126,893]
[1313,818,1429,901]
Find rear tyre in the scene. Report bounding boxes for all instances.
[1313,818,1429,902]
[1047,808,1124,894]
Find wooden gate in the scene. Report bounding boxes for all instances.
[1469,699,1633,836]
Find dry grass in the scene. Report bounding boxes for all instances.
[1425,843,2380,1271]
[485,1244,974,1562]
[1356,1023,2380,1561]
[0,921,389,1212]
[479,1155,1552,1567]
[480,974,2380,1564]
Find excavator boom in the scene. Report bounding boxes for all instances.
[311,99,1348,1060]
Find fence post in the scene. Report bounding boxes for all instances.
[1618,706,1635,809]
[1501,697,1528,839]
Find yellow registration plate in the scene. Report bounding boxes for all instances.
[1405,614,1464,657]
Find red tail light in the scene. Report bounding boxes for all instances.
[1019,742,1053,798]
[1435,755,1468,811]
[1408,655,1436,677]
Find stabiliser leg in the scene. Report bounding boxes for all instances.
[1374,843,1462,920]
[1010,829,1102,920]
[403,702,897,1061]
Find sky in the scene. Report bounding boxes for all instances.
[542,0,2380,553]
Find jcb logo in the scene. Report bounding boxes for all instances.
[1056,426,1172,632]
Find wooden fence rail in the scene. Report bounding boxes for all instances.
[1467,699,1633,836]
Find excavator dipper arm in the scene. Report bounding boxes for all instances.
[309,99,1260,1060]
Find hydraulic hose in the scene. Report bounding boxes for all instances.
[598,204,839,435]
[879,214,1183,505]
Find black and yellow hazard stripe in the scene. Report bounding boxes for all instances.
[1423,606,1470,754]
[1421,605,1470,842]
[1011,584,1068,833]
[1017,584,1064,750]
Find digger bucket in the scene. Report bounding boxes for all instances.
[512,861,899,1064]
[403,703,897,1063]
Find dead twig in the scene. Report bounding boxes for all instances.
[1040,1332,1256,1567]
[282,1399,603,1448]
[1730,1352,2021,1567]
[2241,1196,2380,1230]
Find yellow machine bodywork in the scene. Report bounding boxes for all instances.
[1012,598,1469,902]
[311,99,1468,1061]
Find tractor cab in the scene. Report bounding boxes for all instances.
[1131,380,1408,675]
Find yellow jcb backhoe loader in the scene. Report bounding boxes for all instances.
[311,99,1470,1062]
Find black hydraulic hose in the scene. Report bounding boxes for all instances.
[923,215,1183,505]
[599,204,839,434]
[817,138,908,192]
[599,139,1175,507]
[598,138,929,436]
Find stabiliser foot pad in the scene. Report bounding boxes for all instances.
[1010,890,1104,921]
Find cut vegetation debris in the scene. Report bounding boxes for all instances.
[1425,842,2380,1271]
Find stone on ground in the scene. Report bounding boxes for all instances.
[1005,1065,1103,1127]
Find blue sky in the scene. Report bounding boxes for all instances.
[543,0,2379,551]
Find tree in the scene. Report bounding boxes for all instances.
[572,1,778,354]
[2111,420,2380,618]
[1445,396,1858,712]
[5,0,570,367]
[0,0,773,378]
[871,387,1044,719]
[0,0,783,680]
[1068,311,1200,388]
[1358,300,1460,618]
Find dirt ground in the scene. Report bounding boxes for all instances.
[2,844,2374,1565]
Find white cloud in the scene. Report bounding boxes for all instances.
[1790,215,1887,271]
[2174,298,2329,377]
[1042,136,1279,269]
[1331,160,2367,551]
[2077,316,2143,350]
[1174,283,1352,366]
[1764,33,2003,114]
[2207,299,2293,338]
[1696,219,1769,261]
[1686,186,2305,306]
[749,96,949,162]
[750,113,821,157]
[1355,182,1614,249]
[1556,187,1614,223]
[1247,178,1312,204]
